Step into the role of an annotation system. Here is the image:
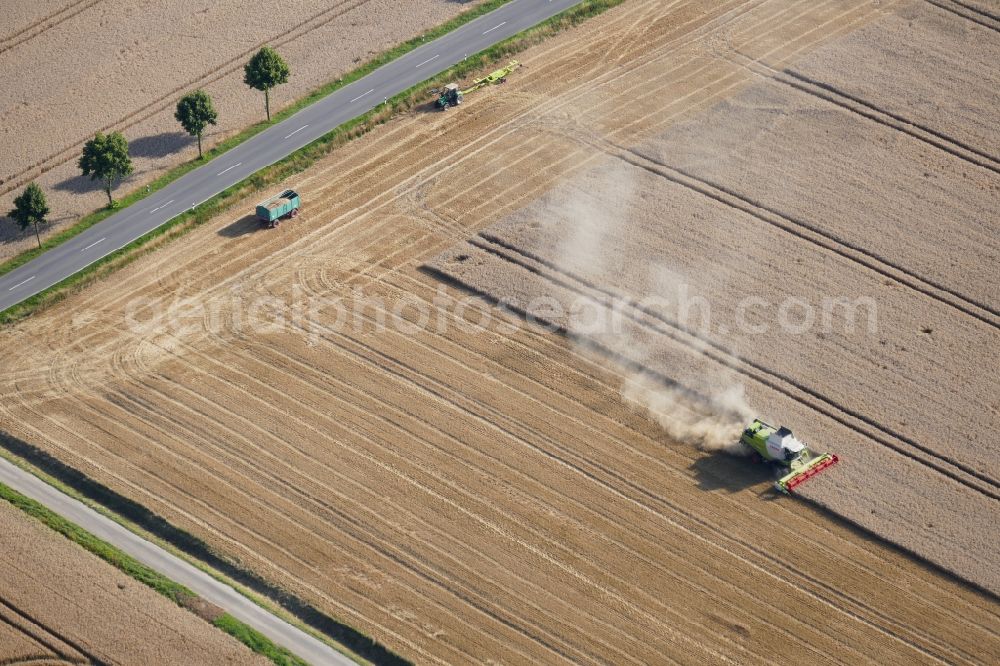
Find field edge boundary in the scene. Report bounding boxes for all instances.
[0,476,315,666]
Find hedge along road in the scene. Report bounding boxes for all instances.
[0,0,584,314]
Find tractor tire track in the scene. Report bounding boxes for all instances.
[462,233,1000,501]
[601,136,1000,328]
[733,53,1000,176]
[0,0,104,56]
[0,598,100,666]
[922,0,1000,31]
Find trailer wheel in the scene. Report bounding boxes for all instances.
[291,207,299,218]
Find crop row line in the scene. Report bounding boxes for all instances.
[464,231,1000,502]
[0,0,105,56]
[922,0,1000,32]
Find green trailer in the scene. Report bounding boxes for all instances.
[256,189,300,228]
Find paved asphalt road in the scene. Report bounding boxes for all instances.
[0,456,354,665]
[0,0,584,313]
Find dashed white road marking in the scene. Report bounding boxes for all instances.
[415,54,440,68]
[216,162,242,176]
[81,238,105,251]
[8,276,34,291]
[149,199,174,214]
[350,88,375,103]
[483,21,506,34]
[284,125,308,140]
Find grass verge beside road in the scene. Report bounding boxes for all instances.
[0,481,309,666]
[0,0,624,325]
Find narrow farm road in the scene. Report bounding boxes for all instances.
[0,455,354,666]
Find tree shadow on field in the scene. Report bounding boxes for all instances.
[128,131,192,159]
[690,452,775,495]
[218,214,265,238]
[53,172,99,195]
[0,213,75,246]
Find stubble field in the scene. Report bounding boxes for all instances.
[1,0,998,663]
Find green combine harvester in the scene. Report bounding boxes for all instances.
[435,60,522,110]
[740,419,839,494]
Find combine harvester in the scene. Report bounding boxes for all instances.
[740,419,839,494]
[434,60,522,110]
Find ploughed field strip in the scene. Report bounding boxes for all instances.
[0,598,90,665]
[0,501,266,665]
[1,0,999,663]
[0,0,487,256]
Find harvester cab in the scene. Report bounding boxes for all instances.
[740,419,839,494]
[764,426,804,462]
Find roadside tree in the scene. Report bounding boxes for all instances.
[7,182,49,248]
[175,90,218,159]
[244,46,290,121]
[79,132,134,207]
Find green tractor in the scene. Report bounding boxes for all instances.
[740,419,839,494]
[435,83,464,110]
[434,60,523,110]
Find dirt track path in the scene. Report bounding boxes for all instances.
[1,0,998,662]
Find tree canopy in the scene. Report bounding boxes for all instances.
[244,46,290,121]
[8,182,49,248]
[175,90,218,158]
[79,132,133,207]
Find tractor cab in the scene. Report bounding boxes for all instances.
[436,83,463,109]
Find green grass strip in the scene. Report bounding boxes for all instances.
[0,0,624,326]
[214,614,310,666]
[0,481,310,666]
[0,481,192,602]
[0,0,514,281]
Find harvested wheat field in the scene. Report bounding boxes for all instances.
[1,0,999,663]
[0,0,486,258]
[0,499,267,665]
